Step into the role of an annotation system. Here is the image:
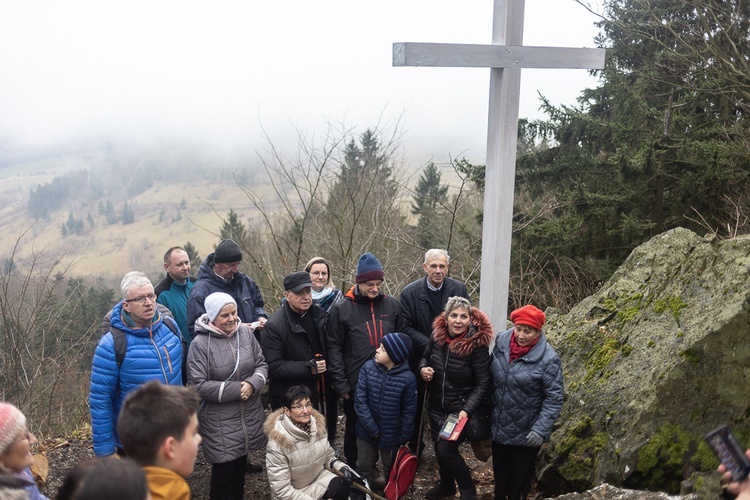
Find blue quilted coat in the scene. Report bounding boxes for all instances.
[354,358,417,450]
[489,328,564,446]
[89,301,183,456]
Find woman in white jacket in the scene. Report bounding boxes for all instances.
[264,386,353,500]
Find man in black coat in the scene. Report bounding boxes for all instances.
[399,249,470,455]
[261,271,337,444]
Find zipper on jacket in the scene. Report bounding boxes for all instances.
[150,329,170,383]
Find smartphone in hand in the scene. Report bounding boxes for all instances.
[706,425,750,482]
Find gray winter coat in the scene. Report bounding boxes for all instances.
[489,328,564,446]
[187,315,269,463]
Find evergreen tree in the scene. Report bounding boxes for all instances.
[61,224,68,237]
[121,201,134,225]
[184,241,202,270]
[220,209,247,243]
[412,163,449,248]
[105,200,117,224]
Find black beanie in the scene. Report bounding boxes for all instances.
[214,239,243,264]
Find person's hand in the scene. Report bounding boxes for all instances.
[458,410,468,420]
[313,358,326,374]
[526,431,543,447]
[255,317,267,330]
[341,393,350,400]
[342,467,354,486]
[240,381,253,400]
[420,367,434,382]
[718,450,750,499]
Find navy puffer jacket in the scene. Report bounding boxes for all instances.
[419,307,493,441]
[489,328,564,446]
[354,358,417,450]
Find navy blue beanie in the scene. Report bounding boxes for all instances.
[355,252,384,283]
[381,332,412,365]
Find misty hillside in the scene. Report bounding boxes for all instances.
[0,145,271,286]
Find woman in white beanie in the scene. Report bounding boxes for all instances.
[0,402,47,499]
[187,292,269,500]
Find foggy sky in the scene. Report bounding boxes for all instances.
[0,0,603,165]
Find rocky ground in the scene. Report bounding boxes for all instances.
[35,416,508,500]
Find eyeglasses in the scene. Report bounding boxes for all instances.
[290,402,313,411]
[360,281,384,289]
[125,293,157,304]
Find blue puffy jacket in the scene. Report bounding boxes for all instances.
[354,358,417,450]
[89,301,183,456]
[489,328,564,446]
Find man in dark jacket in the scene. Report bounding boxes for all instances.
[327,252,403,471]
[261,271,338,444]
[399,249,470,455]
[187,239,268,340]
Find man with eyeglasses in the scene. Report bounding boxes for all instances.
[89,271,184,457]
[261,271,336,446]
[327,252,403,477]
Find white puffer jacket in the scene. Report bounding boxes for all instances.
[264,408,346,500]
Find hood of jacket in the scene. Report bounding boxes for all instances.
[196,252,237,286]
[431,306,493,358]
[263,408,327,453]
[344,285,386,304]
[193,313,240,339]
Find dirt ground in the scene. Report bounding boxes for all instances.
[37,415,538,499]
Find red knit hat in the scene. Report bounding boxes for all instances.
[0,402,26,456]
[510,305,546,330]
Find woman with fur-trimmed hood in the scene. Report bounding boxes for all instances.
[419,296,493,500]
[264,386,353,500]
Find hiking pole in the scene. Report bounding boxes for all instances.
[330,467,388,500]
[416,380,429,456]
[315,353,327,416]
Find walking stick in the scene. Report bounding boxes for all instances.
[315,353,327,416]
[416,380,429,455]
[330,466,388,500]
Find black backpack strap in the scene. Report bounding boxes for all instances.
[110,326,127,369]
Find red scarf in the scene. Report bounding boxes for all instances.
[509,333,539,362]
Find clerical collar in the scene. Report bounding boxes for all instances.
[426,278,444,292]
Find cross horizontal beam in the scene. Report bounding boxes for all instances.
[393,42,605,70]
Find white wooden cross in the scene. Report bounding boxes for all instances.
[394,0,605,329]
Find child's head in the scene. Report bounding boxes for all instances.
[376,332,412,368]
[56,456,149,500]
[0,401,36,474]
[118,381,201,476]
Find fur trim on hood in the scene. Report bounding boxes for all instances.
[263,408,327,453]
[431,306,493,358]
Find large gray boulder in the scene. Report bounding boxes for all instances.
[539,227,750,495]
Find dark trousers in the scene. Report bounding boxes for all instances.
[342,397,359,469]
[434,433,474,491]
[491,442,540,500]
[210,455,246,500]
[356,437,396,486]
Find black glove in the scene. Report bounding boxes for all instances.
[341,468,354,486]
